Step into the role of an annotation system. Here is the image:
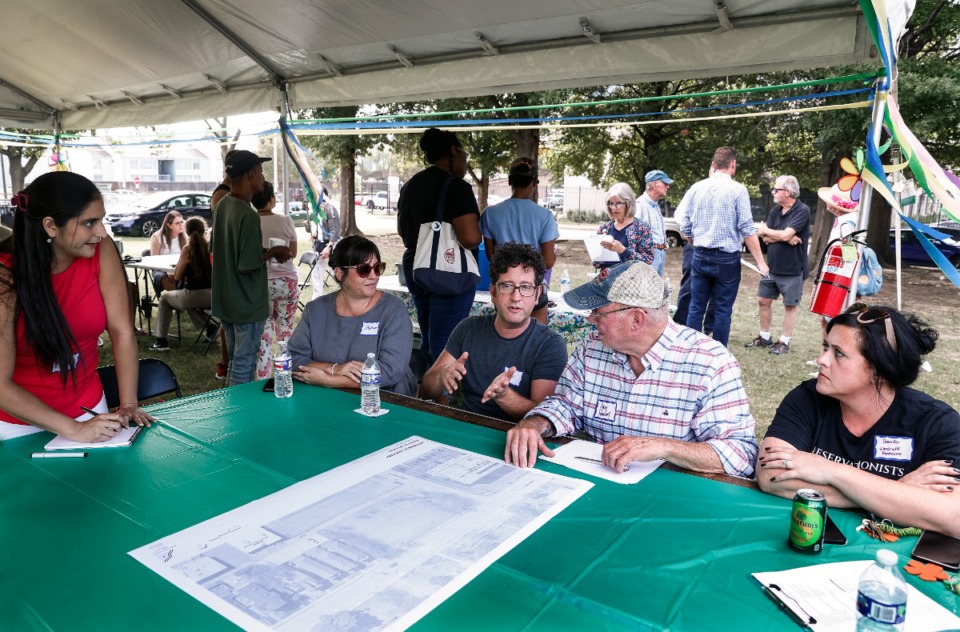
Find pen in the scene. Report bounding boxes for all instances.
[574,456,629,472]
[32,452,87,459]
[764,584,816,628]
[80,405,99,417]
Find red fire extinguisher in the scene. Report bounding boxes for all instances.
[809,233,864,318]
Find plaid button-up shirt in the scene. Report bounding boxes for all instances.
[526,321,758,477]
[678,172,756,253]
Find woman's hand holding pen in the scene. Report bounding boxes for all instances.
[70,409,127,443]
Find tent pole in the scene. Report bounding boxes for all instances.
[847,86,887,307]
[281,84,291,216]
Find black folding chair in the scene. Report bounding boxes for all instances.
[297,251,319,311]
[97,358,182,408]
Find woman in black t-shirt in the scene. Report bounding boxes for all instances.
[757,303,960,536]
[397,128,481,361]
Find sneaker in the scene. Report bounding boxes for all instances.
[215,362,228,380]
[769,341,790,355]
[804,360,819,367]
[149,339,170,352]
[744,335,773,349]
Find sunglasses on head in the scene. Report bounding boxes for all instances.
[847,303,897,351]
[342,261,386,277]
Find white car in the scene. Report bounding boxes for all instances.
[362,191,393,210]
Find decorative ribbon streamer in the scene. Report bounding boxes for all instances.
[279,117,326,222]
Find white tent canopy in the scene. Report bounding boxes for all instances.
[0,0,876,130]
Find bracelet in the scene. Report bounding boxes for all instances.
[329,363,338,376]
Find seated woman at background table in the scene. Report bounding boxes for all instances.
[289,236,417,396]
[595,182,653,271]
[149,217,215,352]
[0,172,154,441]
[758,303,960,536]
[148,210,186,294]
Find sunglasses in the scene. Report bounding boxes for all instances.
[342,261,386,277]
[588,305,636,320]
[848,303,897,351]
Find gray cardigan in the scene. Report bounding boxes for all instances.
[288,291,417,396]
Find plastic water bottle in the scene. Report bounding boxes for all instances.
[273,341,293,399]
[360,352,381,414]
[856,549,907,631]
[560,269,571,295]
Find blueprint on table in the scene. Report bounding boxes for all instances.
[129,436,593,631]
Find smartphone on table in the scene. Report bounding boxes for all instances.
[912,530,960,571]
[262,378,275,393]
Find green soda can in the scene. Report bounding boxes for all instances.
[788,489,827,554]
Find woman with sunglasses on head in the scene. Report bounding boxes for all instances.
[397,127,481,361]
[757,303,960,536]
[0,172,155,442]
[595,182,654,271]
[288,236,417,396]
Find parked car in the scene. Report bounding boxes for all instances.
[106,191,212,236]
[890,228,960,270]
[361,191,393,210]
[0,203,12,229]
[663,216,684,248]
[541,194,564,212]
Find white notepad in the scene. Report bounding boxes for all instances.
[44,425,142,450]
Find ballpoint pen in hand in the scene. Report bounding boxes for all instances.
[574,455,629,472]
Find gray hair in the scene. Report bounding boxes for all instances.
[605,182,637,220]
[775,175,800,198]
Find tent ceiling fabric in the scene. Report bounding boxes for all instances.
[0,0,876,129]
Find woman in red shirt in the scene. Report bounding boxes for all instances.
[0,172,154,442]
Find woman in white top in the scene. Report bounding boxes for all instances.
[148,210,186,294]
[255,181,299,379]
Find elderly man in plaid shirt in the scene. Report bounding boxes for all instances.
[504,261,758,477]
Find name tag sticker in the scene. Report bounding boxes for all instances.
[874,436,913,462]
[505,368,523,387]
[595,400,617,422]
[360,322,379,336]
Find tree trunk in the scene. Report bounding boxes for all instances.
[339,153,362,236]
[866,189,894,265]
[475,171,490,209]
[511,128,540,202]
[808,157,841,270]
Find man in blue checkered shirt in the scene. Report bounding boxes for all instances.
[503,261,758,478]
[678,146,768,347]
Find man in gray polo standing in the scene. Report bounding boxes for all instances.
[678,146,768,347]
[745,175,809,355]
[636,170,672,276]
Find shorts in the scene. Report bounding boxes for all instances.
[758,274,804,306]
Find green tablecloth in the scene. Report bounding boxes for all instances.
[1,382,956,630]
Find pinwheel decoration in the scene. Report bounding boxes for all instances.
[837,149,864,205]
[48,151,69,171]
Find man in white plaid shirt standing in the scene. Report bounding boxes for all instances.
[503,260,758,477]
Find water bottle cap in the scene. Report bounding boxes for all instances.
[876,549,898,566]
[367,352,375,359]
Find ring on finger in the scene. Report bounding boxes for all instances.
[782,459,789,468]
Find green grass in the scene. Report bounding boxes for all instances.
[108,231,960,442]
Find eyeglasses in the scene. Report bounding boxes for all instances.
[848,303,897,351]
[772,187,788,193]
[588,305,637,320]
[342,261,386,277]
[606,201,627,208]
[455,146,470,161]
[495,282,538,297]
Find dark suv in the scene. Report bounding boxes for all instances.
[107,191,212,236]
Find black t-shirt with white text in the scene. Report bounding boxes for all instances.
[765,379,960,480]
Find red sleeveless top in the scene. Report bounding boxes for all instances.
[0,245,105,424]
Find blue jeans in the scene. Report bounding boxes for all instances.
[403,260,476,362]
[652,248,665,277]
[673,243,715,333]
[686,248,741,346]
[224,320,265,386]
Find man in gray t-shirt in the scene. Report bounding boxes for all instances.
[420,243,567,421]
